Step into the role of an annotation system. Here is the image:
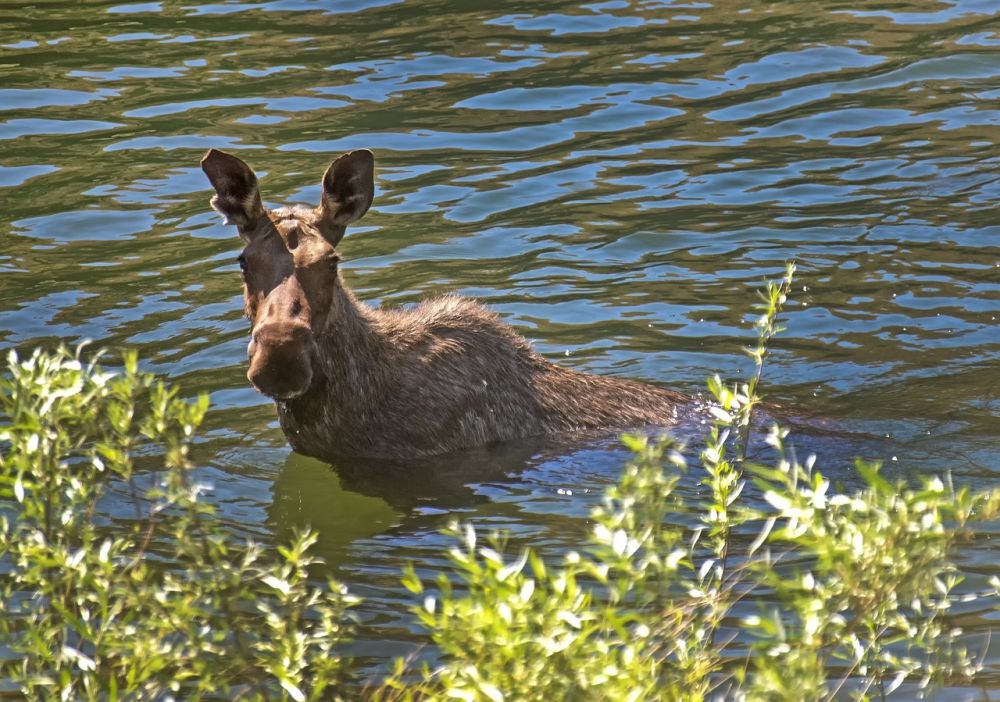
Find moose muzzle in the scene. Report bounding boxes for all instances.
[247,322,315,400]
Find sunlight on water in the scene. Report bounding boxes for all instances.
[0,0,998,691]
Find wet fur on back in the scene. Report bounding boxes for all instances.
[279,290,683,459]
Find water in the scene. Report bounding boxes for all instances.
[1,0,999,694]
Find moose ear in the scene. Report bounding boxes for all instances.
[200,149,266,233]
[317,149,374,242]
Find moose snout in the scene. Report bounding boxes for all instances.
[246,322,315,400]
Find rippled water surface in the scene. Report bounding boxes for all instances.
[2,0,999,693]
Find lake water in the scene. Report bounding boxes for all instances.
[1,0,999,695]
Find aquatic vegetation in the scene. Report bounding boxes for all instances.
[1,267,998,700]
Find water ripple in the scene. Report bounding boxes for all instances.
[1,0,999,686]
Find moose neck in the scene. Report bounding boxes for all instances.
[311,272,390,398]
[275,271,392,458]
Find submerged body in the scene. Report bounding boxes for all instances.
[201,147,682,461]
[278,291,682,460]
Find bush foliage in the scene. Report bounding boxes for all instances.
[381,265,1000,701]
[0,347,356,701]
[1,266,998,700]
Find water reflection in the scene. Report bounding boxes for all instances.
[268,453,403,565]
[272,430,650,531]
[1,0,999,689]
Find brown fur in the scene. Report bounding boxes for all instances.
[202,148,684,460]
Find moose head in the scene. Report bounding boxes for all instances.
[201,148,375,400]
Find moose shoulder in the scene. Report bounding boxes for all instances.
[201,148,683,460]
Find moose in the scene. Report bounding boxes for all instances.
[202,148,684,460]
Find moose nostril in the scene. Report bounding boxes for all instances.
[290,299,303,318]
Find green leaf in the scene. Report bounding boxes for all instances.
[401,562,424,595]
[855,459,892,495]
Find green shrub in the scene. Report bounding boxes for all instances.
[0,346,357,701]
[382,264,1000,701]
[2,266,997,701]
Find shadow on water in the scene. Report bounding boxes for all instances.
[266,395,897,570]
[267,436,557,565]
[327,437,554,512]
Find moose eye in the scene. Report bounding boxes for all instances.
[237,253,248,273]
